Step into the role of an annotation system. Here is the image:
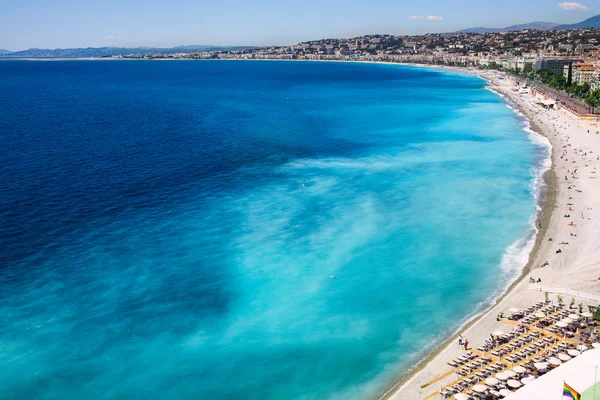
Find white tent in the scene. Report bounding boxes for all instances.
[503,348,600,399]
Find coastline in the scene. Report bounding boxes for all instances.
[376,68,557,399]
[382,66,600,399]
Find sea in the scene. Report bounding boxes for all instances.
[0,60,550,399]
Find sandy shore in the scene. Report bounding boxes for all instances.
[382,69,600,399]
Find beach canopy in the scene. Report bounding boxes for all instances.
[556,321,568,328]
[535,312,546,318]
[507,379,522,389]
[512,366,526,374]
[496,372,510,380]
[568,314,580,320]
[505,370,517,378]
[454,394,470,400]
[548,357,562,366]
[558,353,572,361]
[568,349,581,357]
[473,384,488,393]
[581,312,593,318]
[499,388,513,397]
[521,376,535,385]
[534,362,548,370]
[509,308,521,313]
[486,377,500,385]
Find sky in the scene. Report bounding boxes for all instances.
[0,0,597,51]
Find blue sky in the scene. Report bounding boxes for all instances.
[0,0,597,50]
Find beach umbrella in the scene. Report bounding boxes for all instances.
[568,314,580,320]
[581,312,593,318]
[485,377,500,386]
[473,384,488,393]
[576,344,588,351]
[534,362,548,370]
[496,372,509,380]
[558,353,572,361]
[568,349,581,357]
[548,357,562,366]
[521,376,535,385]
[556,321,568,328]
[499,389,513,397]
[510,308,521,313]
[535,312,546,318]
[493,330,505,336]
[592,342,600,349]
[505,370,517,378]
[562,317,574,324]
[454,394,470,400]
[512,366,526,374]
[507,379,522,389]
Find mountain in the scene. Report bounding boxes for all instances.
[0,49,12,55]
[553,14,600,30]
[2,45,260,58]
[455,21,558,34]
[455,14,600,34]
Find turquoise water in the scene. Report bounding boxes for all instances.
[0,61,549,399]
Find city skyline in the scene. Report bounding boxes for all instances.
[0,0,597,51]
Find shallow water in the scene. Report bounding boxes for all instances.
[0,60,548,399]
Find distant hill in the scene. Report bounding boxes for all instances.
[2,45,261,58]
[455,15,600,33]
[455,21,558,34]
[0,49,12,55]
[553,14,600,30]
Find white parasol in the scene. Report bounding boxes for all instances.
[496,372,509,380]
[512,366,526,374]
[454,394,470,400]
[499,389,513,397]
[507,379,522,389]
[535,311,546,318]
[510,308,521,313]
[581,312,593,318]
[473,384,488,393]
[521,376,536,384]
[534,362,548,370]
[556,321,568,328]
[548,357,562,366]
[568,349,581,357]
[558,353,572,361]
[568,314,580,320]
[485,377,500,386]
[505,370,517,378]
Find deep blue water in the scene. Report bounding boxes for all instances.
[0,60,549,399]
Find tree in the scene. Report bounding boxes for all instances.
[585,95,599,113]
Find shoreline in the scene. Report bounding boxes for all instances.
[383,66,600,399]
[377,71,558,399]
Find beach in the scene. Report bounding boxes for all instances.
[383,69,600,399]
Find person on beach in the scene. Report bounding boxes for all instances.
[458,335,463,346]
[464,339,469,350]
